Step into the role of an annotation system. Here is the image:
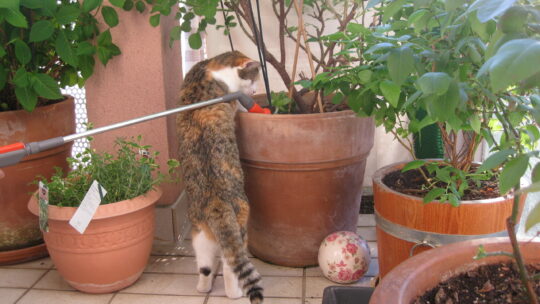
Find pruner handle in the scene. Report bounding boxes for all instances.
[0,137,65,168]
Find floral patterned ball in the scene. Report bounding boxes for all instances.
[318,231,371,283]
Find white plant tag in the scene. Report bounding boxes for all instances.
[69,180,107,234]
[38,182,49,232]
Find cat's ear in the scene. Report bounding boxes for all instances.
[242,61,260,70]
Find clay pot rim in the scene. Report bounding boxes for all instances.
[238,109,361,120]
[27,187,162,221]
[371,237,540,304]
[0,96,73,116]
[373,160,512,205]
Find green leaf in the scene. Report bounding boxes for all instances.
[149,14,160,27]
[76,41,95,56]
[188,32,202,49]
[136,0,145,13]
[499,154,530,194]
[109,0,125,8]
[366,42,394,54]
[387,46,415,86]
[14,40,31,65]
[20,0,43,9]
[31,73,63,100]
[402,160,426,172]
[55,31,78,66]
[445,0,466,11]
[525,202,540,232]
[83,0,102,13]
[13,67,30,87]
[383,0,406,22]
[467,0,517,23]
[15,86,38,111]
[469,115,481,134]
[477,149,515,172]
[358,70,372,84]
[101,6,119,27]
[417,72,452,96]
[479,39,540,92]
[346,23,369,35]
[56,7,80,25]
[423,187,445,203]
[2,7,28,28]
[97,29,113,46]
[428,80,460,121]
[532,163,540,184]
[380,80,401,108]
[29,20,54,42]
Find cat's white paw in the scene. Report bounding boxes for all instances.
[225,286,243,299]
[196,277,213,293]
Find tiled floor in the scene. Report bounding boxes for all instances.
[0,214,378,304]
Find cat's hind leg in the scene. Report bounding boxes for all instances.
[221,255,243,299]
[192,225,219,293]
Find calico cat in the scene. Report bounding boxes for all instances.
[176,51,263,304]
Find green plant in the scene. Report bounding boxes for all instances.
[35,136,180,207]
[0,0,135,112]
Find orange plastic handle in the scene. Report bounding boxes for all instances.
[0,142,25,154]
[248,103,271,114]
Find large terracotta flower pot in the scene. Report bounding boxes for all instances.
[28,188,162,293]
[0,98,75,264]
[236,110,375,267]
[369,237,540,303]
[373,161,525,277]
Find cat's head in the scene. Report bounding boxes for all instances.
[207,51,261,96]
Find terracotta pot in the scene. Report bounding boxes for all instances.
[28,188,162,293]
[236,110,375,267]
[0,98,75,264]
[373,161,525,278]
[369,237,540,303]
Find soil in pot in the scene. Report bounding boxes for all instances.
[413,262,540,304]
[383,165,500,200]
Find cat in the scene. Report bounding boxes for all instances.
[176,51,264,304]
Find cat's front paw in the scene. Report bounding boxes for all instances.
[225,286,243,299]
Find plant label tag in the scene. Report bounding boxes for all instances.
[38,182,49,232]
[69,180,107,234]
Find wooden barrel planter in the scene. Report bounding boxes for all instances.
[0,98,75,265]
[236,110,375,267]
[373,161,525,278]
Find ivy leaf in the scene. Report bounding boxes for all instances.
[15,86,38,111]
[380,80,401,108]
[82,0,102,13]
[417,72,452,96]
[525,202,540,232]
[55,31,78,66]
[188,32,202,49]
[101,6,119,27]
[478,39,540,92]
[423,188,445,204]
[402,160,426,172]
[1,7,28,28]
[387,46,415,86]
[29,20,54,42]
[499,155,530,194]
[14,40,31,65]
[31,73,63,100]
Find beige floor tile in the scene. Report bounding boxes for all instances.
[210,276,302,298]
[357,214,375,227]
[304,298,322,304]
[146,256,199,274]
[0,287,26,304]
[120,273,201,296]
[111,293,205,304]
[152,241,195,257]
[33,270,75,291]
[356,227,377,241]
[0,268,46,288]
[208,297,302,304]
[305,276,374,298]
[251,258,303,277]
[305,266,323,277]
[3,257,53,270]
[17,289,113,304]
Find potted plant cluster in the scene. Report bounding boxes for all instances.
[0,0,128,264]
[144,0,377,267]
[27,136,179,293]
[303,0,540,302]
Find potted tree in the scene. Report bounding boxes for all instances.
[308,0,540,280]
[0,0,126,264]
[27,136,179,293]
[145,0,377,267]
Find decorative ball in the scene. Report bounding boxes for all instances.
[318,231,371,283]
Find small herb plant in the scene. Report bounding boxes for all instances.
[36,136,180,207]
